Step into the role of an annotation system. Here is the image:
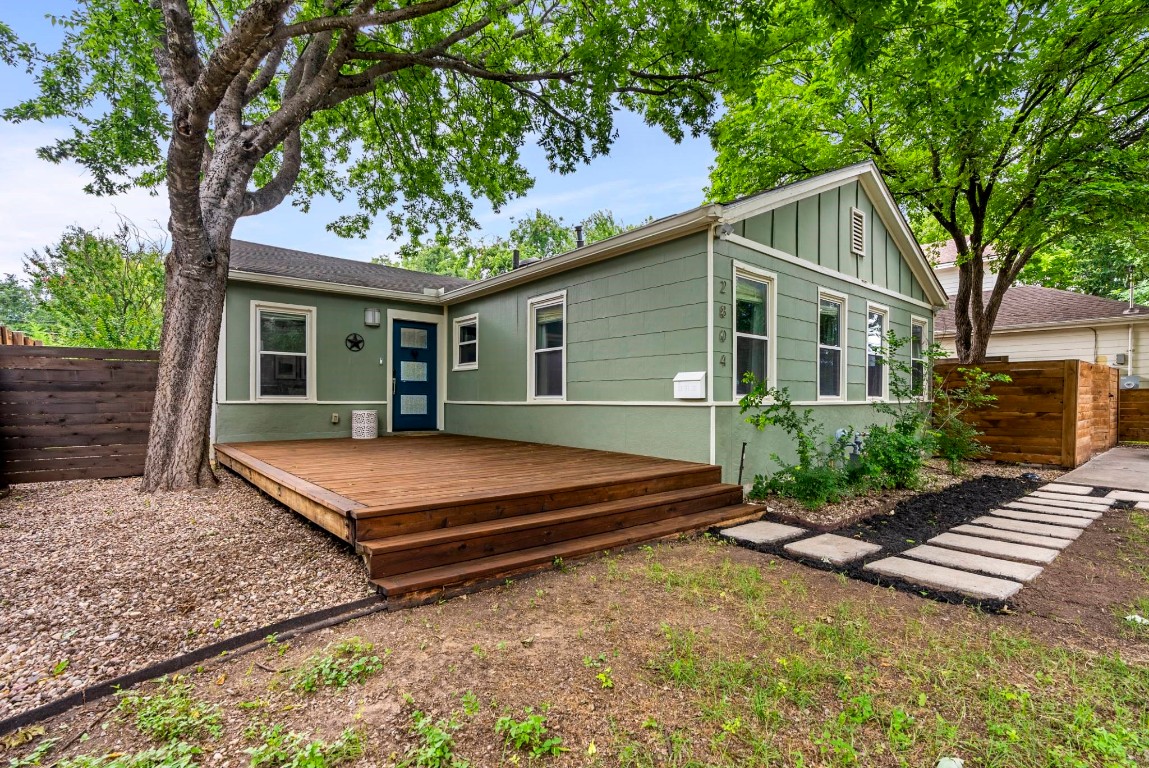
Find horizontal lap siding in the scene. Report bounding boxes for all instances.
[448,235,709,403]
[0,347,158,483]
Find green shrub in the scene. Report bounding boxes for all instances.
[862,424,926,490]
[115,678,222,743]
[931,365,1009,474]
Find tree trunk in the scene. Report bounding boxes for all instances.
[141,237,229,492]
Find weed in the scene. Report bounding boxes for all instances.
[596,668,614,689]
[460,691,481,717]
[397,710,468,768]
[290,638,386,694]
[50,660,69,677]
[116,678,222,743]
[54,742,200,768]
[652,625,699,687]
[246,724,362,768]
[7,739,58,767]
[494,708,567,759]
[582,653,607,669]
[471,644,486,660]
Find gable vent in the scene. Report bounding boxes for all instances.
[849,207,866,257]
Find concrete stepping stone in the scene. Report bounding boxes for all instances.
[992,508,1092,528]
[864,557,1023,600]
[1017,496,1109,512]
[721,521,806,545]
[1040,483,1094,495]
[1006,501,1102,520]
[1030,491,1114,506]
[1107,490,1149,502]
[783,534,881,566]
[903,544,1044,582]
[928,532,1060,564]
[969,516,1081,540]
[953,524,1073,550]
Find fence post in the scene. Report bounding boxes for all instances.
[1061,359,1079,467]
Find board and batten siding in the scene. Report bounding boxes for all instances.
[446,233,710,402]
[736,181,928,303]
[216,282,430,442]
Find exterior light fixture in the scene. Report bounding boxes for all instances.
[364,308,381,327]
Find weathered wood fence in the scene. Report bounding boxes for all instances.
[0,346,158,484]
[935,359,1118,468]
[0,324,43,346]
[1118,389,1149,442]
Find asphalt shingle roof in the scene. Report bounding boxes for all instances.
[229,239,471,294]
[936,283,1149,335]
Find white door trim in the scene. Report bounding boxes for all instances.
[386,308,447,433]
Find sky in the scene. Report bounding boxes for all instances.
[0,4,717,277]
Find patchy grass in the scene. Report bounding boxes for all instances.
[115,677,222,743]
[289,637,387,694]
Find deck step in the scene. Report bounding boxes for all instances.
[352,464,724,540]
[371,503,759,598]
[360,483,744,578]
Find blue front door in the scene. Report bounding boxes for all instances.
[392,320,438,431]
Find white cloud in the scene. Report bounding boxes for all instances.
[0,126,170,276]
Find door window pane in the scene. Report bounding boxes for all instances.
[400,360,428,382]
[736,277,768,335]
[401,327,428,349]
[259,312,306,353]
[736,336,768,395]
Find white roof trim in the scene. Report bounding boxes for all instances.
[718,161,949,308]
[228,270,442,304]
[935,313,1149,337]
[441,205,721,303]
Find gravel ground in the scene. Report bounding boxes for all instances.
[0,472,373,720]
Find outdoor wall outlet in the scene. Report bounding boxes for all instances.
[331,412,340,424]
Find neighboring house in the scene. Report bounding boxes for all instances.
[928,239,997,295]
[933,241,1149,385]
[215,162,948,483]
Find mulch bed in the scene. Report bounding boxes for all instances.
[719,474,1129,610]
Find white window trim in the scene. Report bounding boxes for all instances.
[866,301,890,402]
[850,207,867,257]
[249,300,317,403]
[816,287,848,402]
[527,290,567,401]
[452,313,479,371]
[910,314,930,399]
[731,261,778,401]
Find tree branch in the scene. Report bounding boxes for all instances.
[241,127,302,217]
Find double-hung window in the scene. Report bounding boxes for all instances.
[735,269,774,396]
[817,290,846,399]
[454,314,478,370]
[866,303,889,399]
[253,302,315,401]
[911,317,929,397]
[528,292,565,399]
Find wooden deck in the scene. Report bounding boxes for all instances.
[215,434,753,603]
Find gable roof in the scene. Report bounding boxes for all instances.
[935,284,1149,336]
[230,239,471,295]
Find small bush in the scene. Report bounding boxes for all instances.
[116,678,222,743]
[861,424,926,490]
[246,725,362,768]
[494,708,567,759]
[931,365,1009,474]
[291,637,386,694]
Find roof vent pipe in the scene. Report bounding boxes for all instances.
[575,225,585,248]
[512,248,521,270]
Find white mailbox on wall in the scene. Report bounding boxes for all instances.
[673,371,707,400]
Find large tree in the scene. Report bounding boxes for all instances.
[2,0,740,489]
[708,0,1149,362]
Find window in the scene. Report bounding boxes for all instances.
[453,314,478,370]
[911,317,929,397]
[528,292,565,399]
[735,271,773,395]
[253,302,315,400]
[817,291,846,399]
[850,207,866,257]
[866,304,888,399]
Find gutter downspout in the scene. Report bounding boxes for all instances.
[1129,324,1135,377]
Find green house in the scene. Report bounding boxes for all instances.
[215,162,948,483]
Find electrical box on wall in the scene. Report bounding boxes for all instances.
[1116,353,1128,365]
[673,371,707,400]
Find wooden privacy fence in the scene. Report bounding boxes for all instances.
[1118,389,1149,442]
[934,359,1118,468]
[0,346,158,485]
[0,324,43,346]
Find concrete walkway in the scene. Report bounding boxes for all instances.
[1057,446,1149,492]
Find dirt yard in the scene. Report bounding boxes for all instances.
[0,474,373,719]
[7,504,1148,768]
